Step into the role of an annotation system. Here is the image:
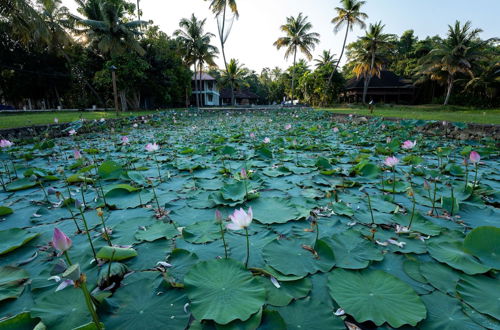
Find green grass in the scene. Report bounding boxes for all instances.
[0,111,157,130]
[316,105,500,125]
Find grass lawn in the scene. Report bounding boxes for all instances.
[0,110,157,130]
[317,104,500,125]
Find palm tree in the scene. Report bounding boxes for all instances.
[72,0,145,58]
[314,50,337,68]
[358,21,392,103]
[351,46,384,90]
[274,13,320,102]
[175,14,218,107]
[219,58,247,106]
[417,21,485,105]
[205,0,238,71]
[1,0,50,44]
[329,0,368,84]
[37,0,72,53]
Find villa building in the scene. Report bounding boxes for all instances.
[191,73,220,107]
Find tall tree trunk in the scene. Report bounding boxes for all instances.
[119,90,128,112]
[329,21,350,85]
[194,62,199,108]
[231,79,235,106]
[199,62,204,107]
[363,48,376,104]
[444,75,454,105]
[291,48,297,103]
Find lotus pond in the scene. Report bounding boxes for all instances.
[0,109,499,330]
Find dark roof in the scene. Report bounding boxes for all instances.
[346,70,415,89]
[192,73,216,81]
[220,88,259,99]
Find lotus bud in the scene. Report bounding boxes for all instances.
[214,209,223,224]
[75,199,83,210]
[52,228,72,253]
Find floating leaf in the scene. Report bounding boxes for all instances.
[96,246,138,261]
[0,229,39,255]
[327,268,426,327]
[427,240,490,275]
[184,258,266,325]
[457,274,500,320]
[463,226,500,269]
[0,266,29,302]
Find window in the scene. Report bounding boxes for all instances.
[208,94,213,102]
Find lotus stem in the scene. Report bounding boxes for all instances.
[81,281,102,329]
[431,179,438,215]
[464,161,469,190]
[408,193,416,229]
[218,222,228,259]
[367,192,375,225]
[98,213,112,246]
[153,153,162,183]
[392,169,396,201]
[38,181,50,203]
[78,207,97,262]
[472,163,479,192]
[244,227,250,268]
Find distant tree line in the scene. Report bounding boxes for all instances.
[0,0,498,109]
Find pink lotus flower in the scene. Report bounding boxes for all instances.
[402,140,417,150]
[332,127,339,133]
[263,137,271,144]
[469,151,480,164]
[68,129,77,136]
[52,228,72,253]
[227,208,253,230]
[54,118,59,124]
[133,123,138,128]
[145,143,159,152]
[0,139,13,148]
[384,156,399,167]
[121,136,129,145]
[240,168,248,179]
[386,137,392,143]
[73,149,82,160]
[285,124,292,130]
[249,132,256,139]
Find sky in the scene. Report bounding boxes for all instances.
[64,0,500,72]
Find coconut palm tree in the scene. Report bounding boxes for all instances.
[37,0,72,53]
[274,13,320,102]
[314,50,337,68]
[417,21,486,105]
[72,0,145,58]
[358,21,392,103]
[219,58,247,106]
[205,0,238,71]
[329,0,368,84]
[1,0,50,44]
[175,14,218,107]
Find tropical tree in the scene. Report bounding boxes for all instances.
[175,14,218,107]
[219,58,247,105]
[72,0,145,58]
[358,21,392,103]
[314,50,337,68]
[36,0,72,54]
[0,0,49,43]
[417,21,486,105]
[329,0,368,84]
[205,0,238,71]
[274,13,320,102]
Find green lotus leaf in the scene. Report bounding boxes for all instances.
[271,296,345,330]
[262,239,335,276]
[102,280,190,329]
[456,274,500,320]
[0,229,39,255]
[419,291,480,330]
[0,206,13,216]
[184,258,266,325]
[427,240,490,275]
[325,230,383,269]
[463,226,500,269]
[248,198,301,224]
[96,246,138,261]
[6,178,37,192]
[0,266,29,302]
[327,268,426,327]
[134,222,178,242]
